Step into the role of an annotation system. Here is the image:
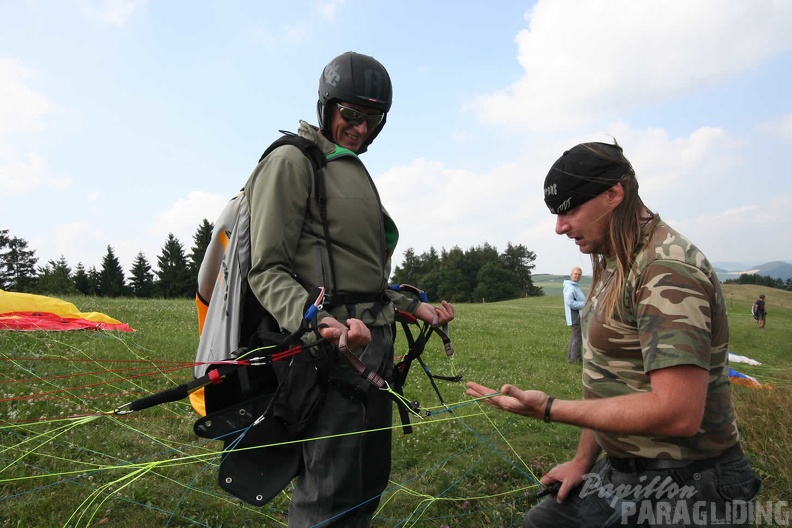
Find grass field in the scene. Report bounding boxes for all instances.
[0,284,789,527]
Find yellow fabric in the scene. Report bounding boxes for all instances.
[189,387,207,417]
[0,289,126,325]
[196,295,209,336]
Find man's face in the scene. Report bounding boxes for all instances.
[329,101,383,153]
[555,191,614,255]
[570,270,582,282]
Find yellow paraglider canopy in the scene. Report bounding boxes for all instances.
[0,289,133,332]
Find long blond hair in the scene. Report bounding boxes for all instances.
[587,144,657,322]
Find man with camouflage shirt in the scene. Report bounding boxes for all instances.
[467,141,760,527]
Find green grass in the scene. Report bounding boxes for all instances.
[0,285,789,527]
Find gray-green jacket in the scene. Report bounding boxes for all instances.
[244,121,417,337]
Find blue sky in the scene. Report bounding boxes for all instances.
[2,0,792,278]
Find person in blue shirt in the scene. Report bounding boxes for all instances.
[562,266,586,363]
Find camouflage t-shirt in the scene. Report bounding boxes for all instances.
[582,220,739,460]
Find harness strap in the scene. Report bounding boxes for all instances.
[430,321,454,357]
[337,330,387,389]
[259,132,338,304]
[333,329,420,433]
[392,317,426,434]
[324,291,392,322]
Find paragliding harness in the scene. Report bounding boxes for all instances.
[112,133,461,506]
[189,131,336,422]
[116,132,342,505]
[389,284,460,433]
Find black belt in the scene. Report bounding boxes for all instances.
[325,291,391,320]
[326,291,390,306]
[607,443,744,474]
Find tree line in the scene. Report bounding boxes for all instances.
[723,273,792,292]
[0,222,213,298]
[390,243,544,302]
[0,225,543,303]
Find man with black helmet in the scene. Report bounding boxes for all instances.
[243,51,454,527]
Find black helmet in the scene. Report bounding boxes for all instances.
[317,51,392,152]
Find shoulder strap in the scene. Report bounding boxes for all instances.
[258,131,327,172]
[258,131,337,298]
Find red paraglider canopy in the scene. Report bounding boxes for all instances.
[0,289,133,332]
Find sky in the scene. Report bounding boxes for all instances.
[2,0,792,279]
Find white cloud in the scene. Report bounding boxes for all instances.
[597,124,740,198]
[380,118,771,274]
[377,157,532,252]
[284,22,310,42]
[450,130,473,144]
[0,58,54,136]
[0,152,71,197]
[476,0,792,131]
[758,113,792,143]
[151,190,230,247]
[50,221,110,267]
[37,191,230,272]
[668,195,792,263]
[317,0,346,20]
[78,0,147,28]
[0,59,69,199]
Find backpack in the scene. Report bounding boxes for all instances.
[190,132,330,416]
[186,133,344,506]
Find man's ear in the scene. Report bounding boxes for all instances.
[605,182,624,209]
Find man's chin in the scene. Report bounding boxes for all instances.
[339,137,364,152]
[574,241,595,255]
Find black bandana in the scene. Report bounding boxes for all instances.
[543,142,634,214]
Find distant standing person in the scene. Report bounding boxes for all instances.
[753,293,767,328]
[562,266,586,363]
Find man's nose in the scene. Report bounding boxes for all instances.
[555,215,570,235]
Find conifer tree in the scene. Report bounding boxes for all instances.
[0,233,38,292]
[99,246,127,297]
[0,227,10,290]
[88,266,101,294]
[129,251,156,298]
[36,256,77,295]
[155,233,192,298]
[73,262,97,295]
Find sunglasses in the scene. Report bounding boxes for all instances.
[336,103,385,127]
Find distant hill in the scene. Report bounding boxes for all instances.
[537,260,792,293]
[757,261,792,280]
[714,261,792,281]
[711,261,762,271]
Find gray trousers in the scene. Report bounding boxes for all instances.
[287,325,394,528]
[567,321,582,362]
[524,453,761,528]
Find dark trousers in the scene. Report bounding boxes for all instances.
[524,451,761,528]
[567,321,582,362]
[287,325,394,528]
